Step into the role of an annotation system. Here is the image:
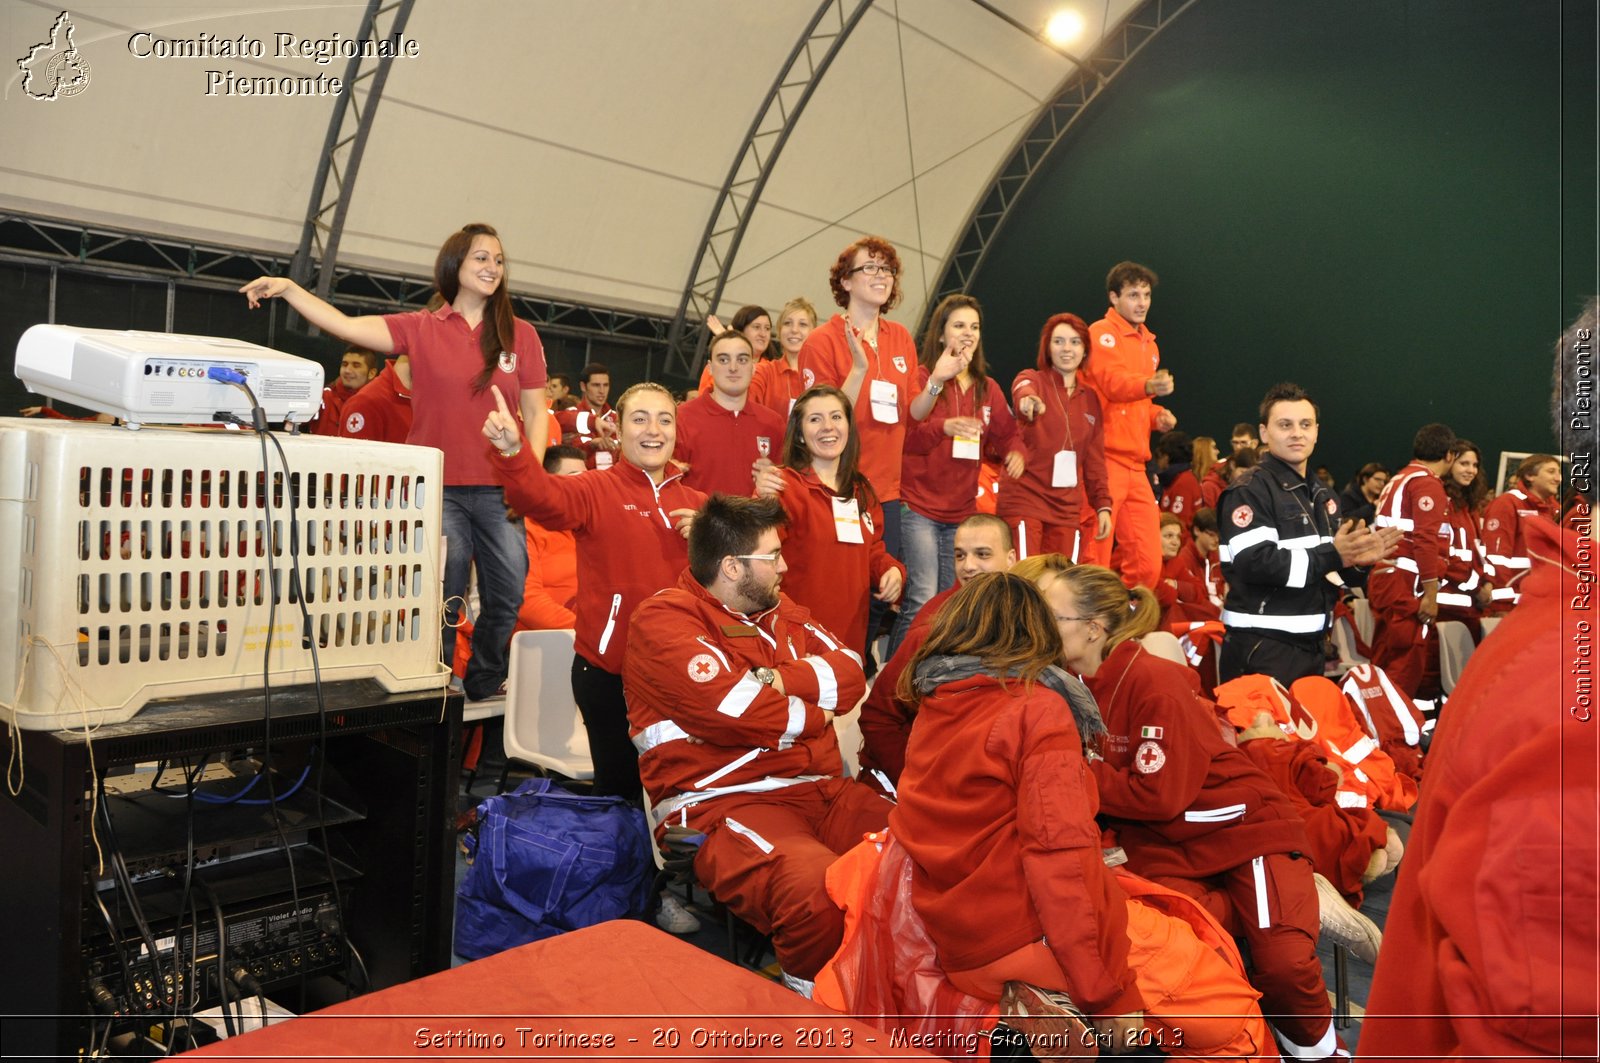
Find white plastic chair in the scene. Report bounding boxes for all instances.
[1330,614,1370,674]
[1480,615,1501,640]
[502,629,594,782]
[1435,620,1476,694]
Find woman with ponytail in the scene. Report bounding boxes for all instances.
[242,223,549,701]
[1053,563,1349,1061]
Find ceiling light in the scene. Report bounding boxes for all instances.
[1043,10,1085,46]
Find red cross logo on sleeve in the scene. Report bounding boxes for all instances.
[687,653,721,683]
[1135,740,1166,774]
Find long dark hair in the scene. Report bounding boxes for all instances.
[433,223,517,393]
[1445,439,1487,513]
[782,385,878,510]
[918,293,987,403]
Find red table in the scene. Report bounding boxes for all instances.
[184,919,935,1060]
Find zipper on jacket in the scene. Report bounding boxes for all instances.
[597,592,623,655]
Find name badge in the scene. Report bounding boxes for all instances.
[832,496,865,544]
[595,450,614,469]
[1053,450,1078,488]
[869,378,899,424]
[952,433,981,461]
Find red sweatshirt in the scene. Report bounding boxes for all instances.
[1160,469,1203,530]
[338,362,413,443]
[1481,487,1559,608]
[999,368,1111,526]
[1085,640,1309,878]
[309,379,358,437]
[771,467,903,655]
[858,583,958,783]
[891,673,1140,1016]
[798,315,916,501]
[900,370,1022,524]
[674,394,786,498]
[492,448,705,673]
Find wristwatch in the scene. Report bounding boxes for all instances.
[754,667,777,686]
[926,381,944,396]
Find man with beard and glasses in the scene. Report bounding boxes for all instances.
[624,494,891,994]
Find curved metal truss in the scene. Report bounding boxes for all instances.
[287,0,417,329]
[0,213,673,349]
[926,0,1200,319]
[661,0,875,381]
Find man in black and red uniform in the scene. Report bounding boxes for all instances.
[624,495,890,990]
[1367,423,1457,697]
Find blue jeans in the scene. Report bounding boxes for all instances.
[442,486,527,700]
[863,499,903,662]
[888,504,957,656]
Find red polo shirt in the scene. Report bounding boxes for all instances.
[750,357,806,421]
[798,314,916,501]
[383,306,546,486]
[674,393,788,498]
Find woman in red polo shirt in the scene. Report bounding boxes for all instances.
[241,222,549,702]
[754,385,903,655]
[748,297,815,420]
[893,294,1024,653]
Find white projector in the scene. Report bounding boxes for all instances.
[15,324,325,428]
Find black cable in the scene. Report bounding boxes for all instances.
[91,890,137,1013]
[196,881,237,1039]
[97,771,174,1039]
[265,429,351,996]
[166,754,204,1052]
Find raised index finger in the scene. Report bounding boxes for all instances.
[491,386,512,417]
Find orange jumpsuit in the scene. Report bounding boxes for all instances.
[1079,307,1167,589]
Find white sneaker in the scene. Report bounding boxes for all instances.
[779,970,815,999]
[1314,872,1382,964]
[655,891,701,935]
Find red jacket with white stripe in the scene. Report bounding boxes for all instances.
[1338,663,1426,783]
[1085,640,1309,879]
[492,448,705,673]
[1439,501,1494,612]
[624,572,866,829]
[1372,461,1450,582]
[1480,487,1558,607]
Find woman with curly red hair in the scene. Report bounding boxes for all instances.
[998,312,1112,561]
[798,236,916,568]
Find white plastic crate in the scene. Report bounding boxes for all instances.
[0,418,449,730]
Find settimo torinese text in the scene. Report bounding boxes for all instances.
[126,31,421,96]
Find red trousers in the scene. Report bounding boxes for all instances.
[1008,517,1085,562]
[1079,460,1161,589]
[1367,568,1430,697]
[1149,852,1334,1057]
[689,778,891,979]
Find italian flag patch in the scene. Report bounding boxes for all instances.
[1140,726,1164,740]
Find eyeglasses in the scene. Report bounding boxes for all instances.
[733,551,782,565]
[847,262,897,278]
[1055,615,1097,625]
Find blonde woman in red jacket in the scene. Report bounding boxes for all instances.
[754,386,903,656]
[892,572,1271,1059]
[484,383,704,801]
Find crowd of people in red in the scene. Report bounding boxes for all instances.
[217,226,1594,1060]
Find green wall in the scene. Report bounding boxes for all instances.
[970,0,1597,487]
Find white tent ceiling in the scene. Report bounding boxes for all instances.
[2,0,1146,331]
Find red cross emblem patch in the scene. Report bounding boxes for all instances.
[1135,740,1166,775]
[687,653,720,683]
[1231,505,1254,528]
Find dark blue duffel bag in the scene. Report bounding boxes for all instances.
[454,778,653,959]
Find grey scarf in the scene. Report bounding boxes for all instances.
[911,654,1107,747]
